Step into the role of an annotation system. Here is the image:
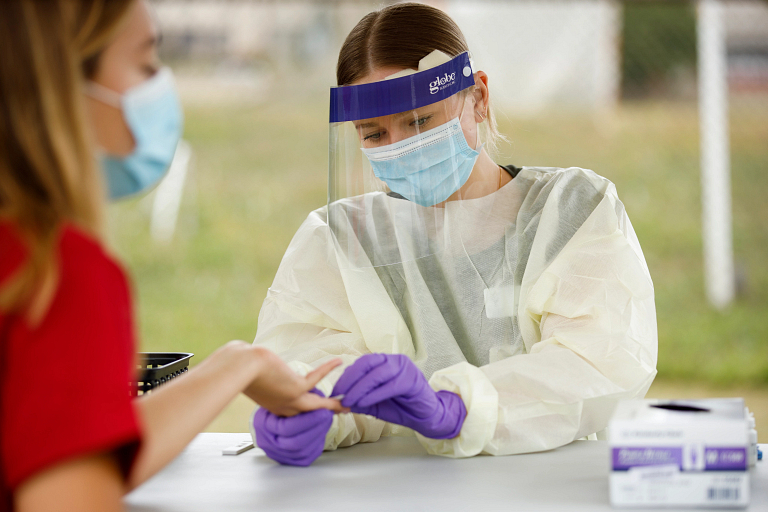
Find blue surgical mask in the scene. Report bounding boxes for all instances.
[87,68,183,200]
[361,117,481,207]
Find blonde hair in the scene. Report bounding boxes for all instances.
[0,0,134,320]
[336,2,506,154]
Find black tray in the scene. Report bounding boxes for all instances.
[134,352,193,396]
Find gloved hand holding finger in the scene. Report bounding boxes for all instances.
[263,414,330,452]
[287,391,349,416]
[262,408,330,439]
[331,353,466,440]
[252,389,333,467]
[331,353,407,407]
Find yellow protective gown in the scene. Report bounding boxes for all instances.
[252,166,657,457]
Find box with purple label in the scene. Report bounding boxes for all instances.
[609,398,749,508]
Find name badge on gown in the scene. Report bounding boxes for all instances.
[484,285,516,319]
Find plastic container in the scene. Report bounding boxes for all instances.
[746,407,758,467]
[134,352,193,396]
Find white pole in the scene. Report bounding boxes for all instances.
[697,0,735,309]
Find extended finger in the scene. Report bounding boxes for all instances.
[293,392,348,413]
[341,359,402,408]
[331,353,388,398]
[263,387,335,417]
[304,359,343,390]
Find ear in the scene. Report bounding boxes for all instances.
[472,71,490,123]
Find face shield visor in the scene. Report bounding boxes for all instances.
[329,52,484,269]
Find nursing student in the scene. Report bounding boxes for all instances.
[250,2,657,465]
[0,1,344,511]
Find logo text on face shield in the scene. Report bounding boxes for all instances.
[429,72,457,94]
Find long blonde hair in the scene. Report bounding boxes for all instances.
[0,0,134,320]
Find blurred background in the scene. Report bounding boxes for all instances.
[112,0,768,432]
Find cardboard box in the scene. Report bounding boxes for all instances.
[609,398,749,508]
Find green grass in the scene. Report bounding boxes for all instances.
[110,94,768,387]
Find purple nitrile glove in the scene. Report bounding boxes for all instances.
[331,354,466,439]
[252,390,332,467]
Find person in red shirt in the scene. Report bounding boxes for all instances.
[0,2,345,511]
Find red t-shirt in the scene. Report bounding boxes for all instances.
[0,221,142,511]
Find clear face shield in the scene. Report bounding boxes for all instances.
[328,52,485,269]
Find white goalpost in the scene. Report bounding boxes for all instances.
[697,0,735,309]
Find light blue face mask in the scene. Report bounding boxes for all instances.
[361,117,481,207]
[87,67,183,200]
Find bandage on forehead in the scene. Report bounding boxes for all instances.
[330,52,476,123]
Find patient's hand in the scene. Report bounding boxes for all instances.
[244,346,347,416]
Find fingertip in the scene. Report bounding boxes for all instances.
[339,394,357,409]
[365,353,388,365]
[332,403,348,414]
[319,399,345,413]
[331,378,351,398]
[352,353,387,372]
[298,395,342,415]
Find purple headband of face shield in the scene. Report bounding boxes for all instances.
[329,52,476,123]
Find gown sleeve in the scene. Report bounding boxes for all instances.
[417,177,658,457]
[252,209,396,449]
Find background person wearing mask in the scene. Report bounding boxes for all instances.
[0,1,344,511]
[250,2,657,466]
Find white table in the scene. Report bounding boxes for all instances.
[126,433,767,512]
